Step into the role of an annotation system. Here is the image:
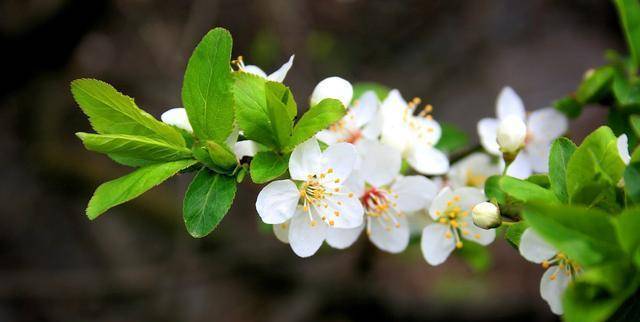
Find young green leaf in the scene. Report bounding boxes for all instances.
[613,73,640,109]
[575,66,614,104]
[233,72,278,147]
[504,221,529,248]
[76,132,192,164]
[625,163,640,204]
[250,151,289,184]
[265,81,294,148]
[614,0,640,68]
[86,159,197,219]
[182,28,235,142]
[183,168,237,238]
[484,175,559,218]
[614,208,640,258]
[206,140,238,171]
[265,81,297,120]
[435,122,469,153]
[630,114,640,138]
[523,203,625,267]
[286,98,345,150]
[525,174,550,189]
[563,273,639,322]
[548,137,577,203]
[70,79,185,147]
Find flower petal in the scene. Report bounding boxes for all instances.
[310,76,353,107]
[343,170,366,197]
[320,142,358,185]
[618,134,631,165]
[461,217,495,245]
[406,145,450,175]
[359,141,401,187]
[540,266,571,315]
[256,180,300,224]
[421,223,456,265]
[477,118,500,155]
[369,215,410,253]
[504,152,533,179]
[326,224,363,249]
[273,221,290,243]
[315,129,344,145]
[525,143,550,173]
[233,140,258,160]
[289,138,322,180]
[527,107,568,143]
[391,175,438,212]
[289,208,327,257]
[454,187,486,211]
[352,91,379,128]
[448,152,499,189]
[322,190,364,229]
[428,187,455,220]
[267,55,294,82]
[496,86,525,121]
[242,65,268,78]
[161,108,193,132]
[519,228,557,264]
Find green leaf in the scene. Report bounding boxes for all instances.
[76,133,192,165]
[352,82,390,101]
[630,114,640,138]
[265,81,297,120]
[233,72,278,147]
[484,175,558,218]
[206,140,237,171]
[614,0,640,68]
[625,163,640,203]
[287,98,345,150]
[86,159,197,219]
[250,151,289,184]
[183,168,237,238]
[522,203,625,267]
[566,126,625,204]
[613,73,640,110]
[553,96,583,119]
[265,81,294,148]
[182,28,235,142]
[563,274,639,322]
[575,66,614,104]
[504,221,529,248]
[525,174,550,189]
[70,79,185,147]
[614,207,640,258]
[435,122,469,153]
[548,137,577,203]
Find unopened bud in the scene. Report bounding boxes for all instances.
[310,76,353,108]
[472,202,501,229]
[496,115,526,154]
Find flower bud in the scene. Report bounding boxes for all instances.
[496,115,527,154]
[161,107,193,132]
[310,76,353,108]
[472,202,501,229]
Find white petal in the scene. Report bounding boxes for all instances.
[233,140,258,160]
[289,208,327,257]
[255,180,300,224]
[379,89,407,123]
[448,152,499,189]
[320,142,358,185]
[496,86,526,121]
[477,118,501,155]
[359,141,401,187]
[273,221,290,243]
[369,215,410,253]
[454,187,486,211]
[412,117,442,146]
[525,143,551,173]
[267,55,294,82]
[322,191,364,229]
[618,134,631,165]
[361,111,383,140]
[406,145,450,175]
[161,108,193,132]
[315,129,343,145]
[540,266,571,315]
[420,223,456,265]
[527,108,568,143]
[351,91,379,127]
[428,187,455,220]
[242,65,268,79]
[504,152,533,179]
[326,224,363,249]
[391,176,438,212]
[519,228,557,264]
[289,138,322,180]
[343,170,366,198]
[310,76,353,108]
[460,217,495,245]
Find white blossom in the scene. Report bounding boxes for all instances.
[237,55,294,82]
[310,76,354,108]
[447,152,500,189]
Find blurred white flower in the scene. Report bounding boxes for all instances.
[236,55,294,82]
[421,187,495,265]
[497,115,527,154]
[256,138,363,228]
[519,228,580,315]
[315,91,382,150]
[379,89,450,175]
[343,142,438,253]
[310,76,354,107]
[478,87,568,178]
[447,152,500,189]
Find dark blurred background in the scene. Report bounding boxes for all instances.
[0,0,622,321]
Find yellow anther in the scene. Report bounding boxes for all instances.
[439,218,447,224]
[445,231,452,239]
[542,260,550,269]
[450,220,459,228]
[456,241,463,249]
[303,205,309,211]
[337,201,343,206]
[334,178,340,183]
[474,234,481,239]
[453,195,461,201]
[329,220,335,226]
[348,193,354,198]
[447,201,453,206]
[334,188,340,192]
[395,223,401,228]
[334,211,340,216]
[327,168,334,174]
[310,220,317,227]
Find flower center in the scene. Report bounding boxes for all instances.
[361,186,402,235]
[542,252,581,280]
[465,169,487,187]
[434,195,479,249]
[298,168,353,227]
